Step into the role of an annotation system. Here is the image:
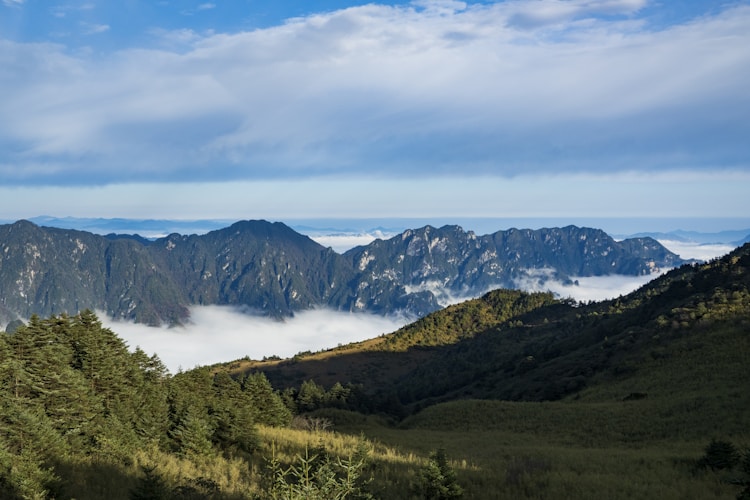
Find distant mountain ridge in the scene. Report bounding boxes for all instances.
[343,225,681,303]
[0,220,687,327]
[620,228,750,245]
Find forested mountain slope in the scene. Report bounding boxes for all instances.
[0,246,747,499]
[0,220,686,326]
[243,243,749,417]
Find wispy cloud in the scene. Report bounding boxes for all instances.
[2,0,25,7]
[0,2,747,186]
[657,240,737,261]
[80,22,109,35]
[512,268,664,303]
[50,3,95,18]
[506,0,647,29]
[182,2,217,16]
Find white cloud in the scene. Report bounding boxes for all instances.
[2,0,24,7]
[307,230,397,253]
[1,2,748,184]
[104,306,411,373]
[506,0,647,29]
[512,268,664,303]
[656,240,737,262]
[81,22,110,35]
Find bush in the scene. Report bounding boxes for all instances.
[699,439,740,470]
[263,441,373,499]
[129,465,168,500]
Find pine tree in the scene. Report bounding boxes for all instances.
[296,379,326,412]
[129,465,168,500]
[241,372,292,427]
[130,348,170,445]
[5,315,102,448]
[415,449,463,499]
[210,371,259,453]
[69,310,133,414]
[169,407,214,458]
[0,400,65,499]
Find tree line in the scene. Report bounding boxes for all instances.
[0,310,290,497]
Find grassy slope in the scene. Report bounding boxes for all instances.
[250,245,749,498]
[228,289,558,389]
[305,314,747,498]
[233,244,749,410]
[191,244,750,498]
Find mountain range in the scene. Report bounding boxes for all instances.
[239,241,750,418]
[0,219,688,327]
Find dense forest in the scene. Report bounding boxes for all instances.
[0,311,463,499]
[1,244,749,498]
[0,311,295,498]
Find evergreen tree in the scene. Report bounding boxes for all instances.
[130,348,170,445]
[415,449,463,500]
[325,382,350,409]
[5,315,101,447]
[241,372,293,427]
[296,380,326,413]
[169,407,214,458]
[69,310,135,418]
[129,465,169,500]
[210,371,259,453]
[264,443,374,500]
[0,400,65,499]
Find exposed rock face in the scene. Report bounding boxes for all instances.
[0,220,687,326]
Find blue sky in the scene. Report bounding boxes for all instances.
[1,0,748,229]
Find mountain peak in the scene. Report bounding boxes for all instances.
[0,221,689,326]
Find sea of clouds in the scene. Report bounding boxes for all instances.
[104,307,411,374]
[104,237,738,373]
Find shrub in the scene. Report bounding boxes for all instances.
[263,441,373,499]
[129,465,168,500]
[699,439,740,470]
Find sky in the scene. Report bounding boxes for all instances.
[0,0,749,228]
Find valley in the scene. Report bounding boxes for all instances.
[1,234,747,499]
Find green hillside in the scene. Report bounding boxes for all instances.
[240,243,750,416]
[1,244,748,499]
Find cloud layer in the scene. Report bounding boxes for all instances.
[2,1,748,185]
[105,307,412,373]
[105,259,723,374]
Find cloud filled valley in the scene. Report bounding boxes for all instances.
[104,307,412,373]
[107,269,689,373]
[101,233,740,373]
